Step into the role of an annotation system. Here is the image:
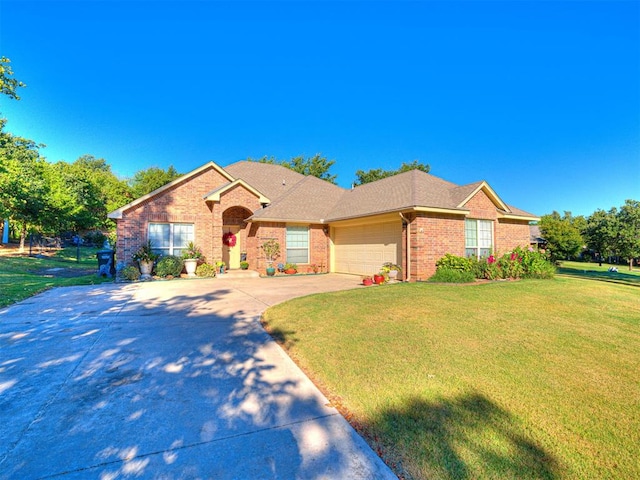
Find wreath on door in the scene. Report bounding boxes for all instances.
[223,232,237,247]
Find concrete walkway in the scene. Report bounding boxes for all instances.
[0,274,397,479]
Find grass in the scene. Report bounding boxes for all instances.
[557,260,640,287]
[262,278,640,479]
[0,246,113,308]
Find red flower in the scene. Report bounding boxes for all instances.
[488,255,496,264]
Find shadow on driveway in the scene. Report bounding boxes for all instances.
[0,277,395,479]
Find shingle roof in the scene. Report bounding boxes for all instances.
[251,175,346,222]
[327,170,472,221]
[223,161,307,202]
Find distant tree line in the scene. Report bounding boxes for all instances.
[539,202,640,270]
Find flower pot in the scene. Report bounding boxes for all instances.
[139,260,154,280]
[362,278,373,286]
[388,270,399,281]
[284,268,297,275]
[373,274,385,285]
[266,267,276,276]
[184,258,198,277]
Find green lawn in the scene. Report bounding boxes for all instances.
[557,260,639,287]
[0,246,113,308]
[262,278,639,480]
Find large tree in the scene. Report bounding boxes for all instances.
[247,154,337,184]
[584,208,618,261]
[0,120,50,249]
[354,160,430,186]
[615,199,640,271]
[129,165,182,198]
[539,211,584,261]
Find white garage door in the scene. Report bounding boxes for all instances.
[333,221,402,275]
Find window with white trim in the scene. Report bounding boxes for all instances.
[286,226,309,264]
[148,223,194,257]
[465,219,493,259]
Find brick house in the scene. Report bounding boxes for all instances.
[108,160,538,281]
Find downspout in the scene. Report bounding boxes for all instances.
[399,212,410,281]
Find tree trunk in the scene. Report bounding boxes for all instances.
[19,223,27,253]
[629,258,634,271]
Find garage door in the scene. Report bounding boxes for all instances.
[333,221,402,275]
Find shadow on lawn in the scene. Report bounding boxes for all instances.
[557,267,640,287]
[365,392,561,480]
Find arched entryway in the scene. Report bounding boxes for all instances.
[221,206,252,269]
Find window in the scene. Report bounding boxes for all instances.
[465,219,493,259]
[148,223,194,257]
[286,226,309,264]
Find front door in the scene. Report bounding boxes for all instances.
[222,226,241,269]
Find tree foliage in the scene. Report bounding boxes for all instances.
[129,165,182,197]
[247,154,337,184]
[615,200,640,270]
[0,56,25,100]
[354,160,430,185]
[539,211,584,261]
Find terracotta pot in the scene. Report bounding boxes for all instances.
[284,268,297,275]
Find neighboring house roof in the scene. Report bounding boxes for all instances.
[530,224,546,243]
[108,159,539,223]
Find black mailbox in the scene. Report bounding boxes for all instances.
[97,248,116,277]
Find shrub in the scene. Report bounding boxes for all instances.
[120,265,140,281]
[196,263,217,277]
[436,253,474,272]
[429,267,476,283]
[156,255,184,278]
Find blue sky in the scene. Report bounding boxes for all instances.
[1,0,638,217]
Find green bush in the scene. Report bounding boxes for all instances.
[435,247,555,281]
[429,267,477,283]
[436,253,474,272]
[120,265,140,281]
[196,263,217,277]
[156,255,184,278]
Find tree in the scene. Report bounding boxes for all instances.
[129,165,182,198]
[247,154,337,184]
[539,211,584,261]
[584,208,618,262]
[615,199,640,271]
[354,160,430,185]
[0,56,25,100]
[0,119,50,249]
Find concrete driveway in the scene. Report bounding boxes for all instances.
[0,274,397,479]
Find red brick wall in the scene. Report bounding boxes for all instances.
[409,213,465,281]
[249,223,330,274]
[496,219,531,253]
[115,167,261,266]
[404,188,532,281]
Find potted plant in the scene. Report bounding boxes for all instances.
[215,260,226,274]
[382,262,402,281]
[240,260,249,270]
[132,240,159,280]
[182,241,203,277]
[284,262,297,274]
[373,272,385,285]
[362,275,373,286]
[261,239,280,276]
